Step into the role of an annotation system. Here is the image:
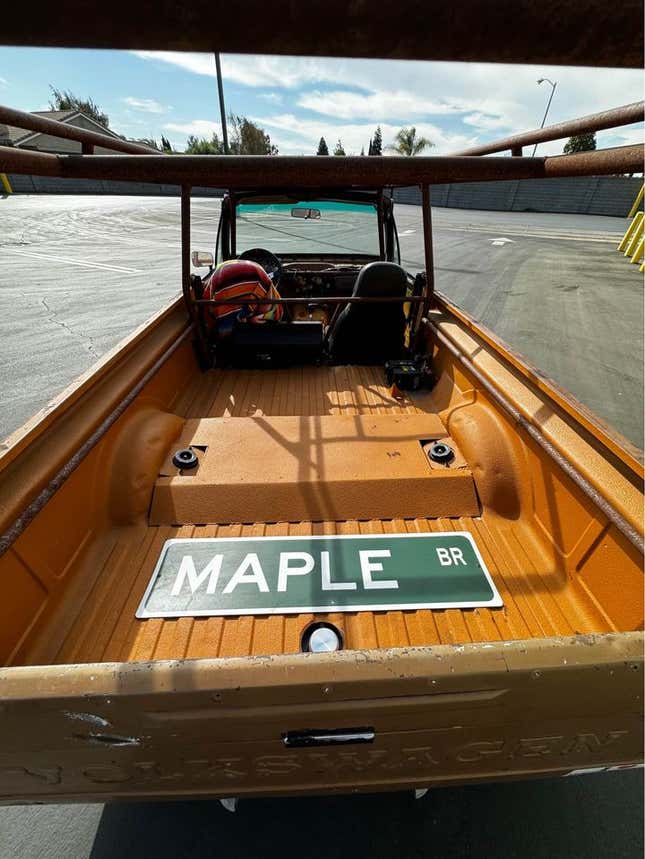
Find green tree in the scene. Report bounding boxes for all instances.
[389,126,433,156]
[563,132,596,154]
[333,139,346,156]
[161,135,173,153]
[229,114,278,154]
[49,86,109,128]
[316,136,329,155]
[185,133,225,154]
[184,116,277,155]
[371,126,383,155]
[360,146,365,156]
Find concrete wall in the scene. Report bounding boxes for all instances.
[394,176,642,217]
[5,173,641,217]
[6,174,222,197]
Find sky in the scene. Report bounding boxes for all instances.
[0,47,642,155]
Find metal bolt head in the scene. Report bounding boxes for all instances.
[308,627,341,652]
[172,448,198,470]
[428,441,455,464]
[302,623,343,653]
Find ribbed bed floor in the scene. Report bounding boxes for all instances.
[18,366,615,666]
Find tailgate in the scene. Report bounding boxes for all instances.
[0,633,642,803]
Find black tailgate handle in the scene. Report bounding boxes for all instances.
[283,727,375,748]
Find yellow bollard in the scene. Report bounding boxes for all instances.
[624,216,644,258]
[0,173,11,194]
[627,183,644,219]
[631,236,644,263]
[618,211,643,252]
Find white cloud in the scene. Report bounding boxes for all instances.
[462,112,511,131]
[132,51,644,151]
[132,51,339,89]
[0,76,7,86]
[122,96,169,114]
[223,57,336,88]
[252,113,475,156]
[604,126,645,147]
[164,119,221,139]
[259,92,283,105]
[132,51,216,78]
[298,89,464,120]
[162,110,475,156]
[132,52,643,116]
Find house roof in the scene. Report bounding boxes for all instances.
[0,109,122,147]
[33,109,78,122]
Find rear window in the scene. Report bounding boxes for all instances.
[235,200,379,257]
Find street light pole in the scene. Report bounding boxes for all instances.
[214,52,229,154]
[532,77,557,157]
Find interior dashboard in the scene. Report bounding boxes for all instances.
[279,262,361,299]
[233,250,369,324]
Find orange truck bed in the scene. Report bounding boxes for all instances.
[0,298,642,803]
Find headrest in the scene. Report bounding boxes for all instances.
[352,261,408,298]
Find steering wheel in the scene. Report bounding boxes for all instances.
[238,248,282,286]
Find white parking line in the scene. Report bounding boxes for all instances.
[2,248,142,274]
[438,225,621,243]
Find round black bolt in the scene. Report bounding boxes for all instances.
[428,441,455,464]
[172,448,199,470]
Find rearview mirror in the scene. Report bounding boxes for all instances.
[291,207,321,220]
[191,250,214,268]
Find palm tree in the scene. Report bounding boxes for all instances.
[389,127,433,156]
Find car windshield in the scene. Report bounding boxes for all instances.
[235,200,379,257]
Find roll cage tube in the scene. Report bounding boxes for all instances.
[218,193,233,261]
[383,195,400,264]
[218,189,398,262]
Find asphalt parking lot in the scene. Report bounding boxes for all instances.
[0,194,643,857]
[1,195,642,446]
[0,770,643,859]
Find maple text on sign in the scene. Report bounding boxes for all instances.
[171,548,401,596]
[137,533,502,618]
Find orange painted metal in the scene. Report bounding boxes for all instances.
[0,296,642,801]
[150,414,479,525]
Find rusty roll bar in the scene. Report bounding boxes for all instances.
[0,147,544,185]
[1,145,643,188]
[421,185,435,314]
[181,184,210,363]
[544,145,645,177]
[1,0,642,68]
[424,319,644,554]
[0,104,157,156]
[194,296,430,305]
[454,102,645,157]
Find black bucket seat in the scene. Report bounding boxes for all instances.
[328,261,408,364]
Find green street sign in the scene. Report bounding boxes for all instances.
[137,533,502,618]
